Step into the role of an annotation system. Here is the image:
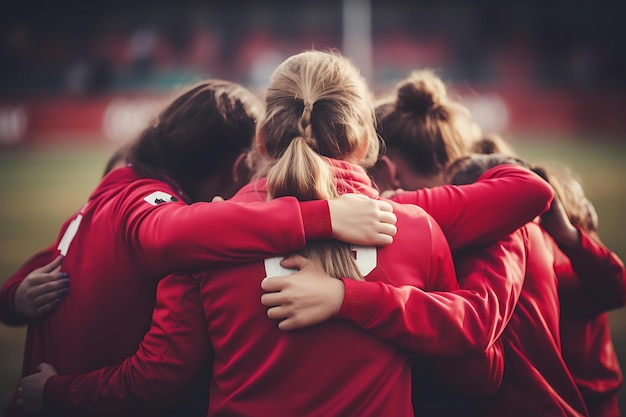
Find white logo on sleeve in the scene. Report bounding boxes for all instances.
[144,191,179,206]
[263,246,377,279]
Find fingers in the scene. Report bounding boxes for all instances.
[371,233,393,246]
[277,318,299,331]
[260,291,283,307]
[378,210,397,226]
[30,274,69,298]
[33,299,63,317]
[376,199,394,212]
[28,270,68,287]
[38,256,64,273]
[260,277,285,293]
[17,273,69,318]
[279,255,309,270]
[266,305,290,320]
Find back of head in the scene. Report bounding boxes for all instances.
[127,79,263,201]
[259,50,378,280]
[259,50,378,199]
[471,133,517,156]
[448,153,531,185]
[377,69,478,177]
[532,164,598,233]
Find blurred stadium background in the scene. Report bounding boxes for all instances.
[1,0,625,413]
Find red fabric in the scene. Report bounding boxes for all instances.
[47,273,209,416]
[3,166,331,417]
[482,223,589,417]
[391,164,554,251]
[36,161,552,414]
[554,227,626,417]
[201,161,457,417]
[339,225,526,384]
[45,160,459,417]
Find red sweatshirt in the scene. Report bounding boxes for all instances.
[2,166,333,417]
[41,163,553,415]
[200,161,461,417]
[554,226,626,417]
[45,160,459,417]
[337,164,555,356]
[338,223,590,417]
[479,222,589,417]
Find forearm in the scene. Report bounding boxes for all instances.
[338,231,526,355]
[392,164,553,251]
[43,274,209,415]
[134,198,330,273]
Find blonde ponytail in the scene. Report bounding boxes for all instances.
[263,50,371,281]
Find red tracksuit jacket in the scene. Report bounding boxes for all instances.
[555,226,626,417]
[478,222,589,417]
[196,160,459,417]
[0,166,333,416]
[46,159,459,417]
[41,163,553,415]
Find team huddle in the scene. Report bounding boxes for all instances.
[1,50,624,417]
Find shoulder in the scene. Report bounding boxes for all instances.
[231,179,268,203]
[386,198,448,249]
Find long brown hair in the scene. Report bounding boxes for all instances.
[126,80,263,202]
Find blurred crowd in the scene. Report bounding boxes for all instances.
[2,0,625,97]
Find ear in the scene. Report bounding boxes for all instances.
[232,152,251,186]
[254,131,269,156]
[370,155,400,192]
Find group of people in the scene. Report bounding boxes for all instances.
[0,49,624,417]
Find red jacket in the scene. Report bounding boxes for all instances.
[42,163,554,415]
[46,160,459,417]
[555,226,626,417]
[199,161,460,417]
[479,222,589,417]
[2,166,332,416]
[338,164,554,357]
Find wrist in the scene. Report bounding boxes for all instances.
[300,200,333,240]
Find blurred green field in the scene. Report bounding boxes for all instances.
[0,137,625,413]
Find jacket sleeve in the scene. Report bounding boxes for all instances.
[557,225,626,317]
[0,244,59,326]
[391,164,553,252]
[123,192,331,274]
[337,228,527,355]
[43,273,210,417]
